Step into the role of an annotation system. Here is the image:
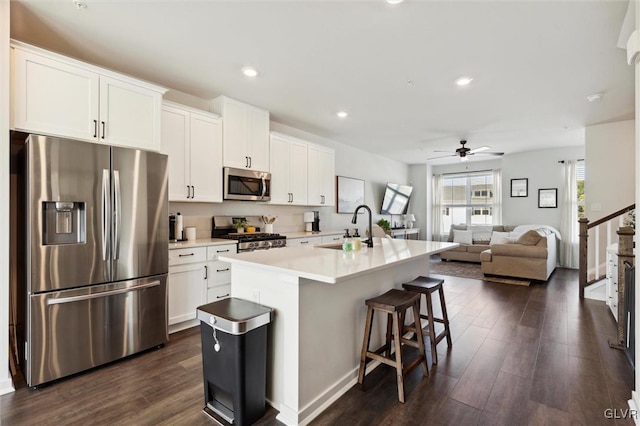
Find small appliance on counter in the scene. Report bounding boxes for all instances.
[303,211,315,232]
[169,212,185,242]
[312,211,321,232]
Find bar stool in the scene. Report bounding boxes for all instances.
[402,276,452,364]
[357,289,428,403]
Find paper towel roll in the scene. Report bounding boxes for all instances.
[176,213,183,240]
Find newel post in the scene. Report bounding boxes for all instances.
[611,226,635,349]
[578,218,589,300]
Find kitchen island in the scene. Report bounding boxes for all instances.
[218,238,457,425]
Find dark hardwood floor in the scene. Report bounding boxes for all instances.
[1,268,634,425]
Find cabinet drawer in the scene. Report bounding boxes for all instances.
[321,235,343,244]
[206,244,237,260]
[208,260,231,287]
[207,285,231,303]
[289,237,322,247]
[169,247,206,266]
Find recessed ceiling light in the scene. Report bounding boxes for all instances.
[586,93,603,102]
[73,0,87,9]
[241,67,259,78]
[386,0,405,4]
[455,77,473,86]
[336,111,348,119]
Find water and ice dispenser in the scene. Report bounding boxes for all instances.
[42,201,86,245]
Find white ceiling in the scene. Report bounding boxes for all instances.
[10,0,635,165]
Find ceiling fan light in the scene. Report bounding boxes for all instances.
[455,77,473,86]
[460,156,469,162]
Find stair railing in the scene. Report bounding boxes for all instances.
[579,203,634,299]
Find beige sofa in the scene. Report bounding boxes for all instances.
[440,224,517,262]
[480,228,558,281]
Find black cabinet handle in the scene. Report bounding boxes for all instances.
[191,185,195,199]
[216,293,230,299]
[245,156,249,168]
[204,265,208,279]
[101,121,105,139]
[216,268,230,273]
[93,120,97,138]
[249,156,252,168]
[186,186,190,198]
[300,241,309,244]
[178,253,194,257]
[216,249,230,253]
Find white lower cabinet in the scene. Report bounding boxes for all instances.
[287,236,323,247]
[206,244,236,303]
[168,247,207,332]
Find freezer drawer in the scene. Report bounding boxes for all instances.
[27,275,168,387]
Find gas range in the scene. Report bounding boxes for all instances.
[211,216,287,252]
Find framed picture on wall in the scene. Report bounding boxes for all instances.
[510,178,528,197]
[538,188,557,208]
[336,176,365,213]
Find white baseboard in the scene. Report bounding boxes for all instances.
[584,279,607,301]
[0,377,14,396]
[629,391,640,425]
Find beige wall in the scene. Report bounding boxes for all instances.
[585,120,635,222]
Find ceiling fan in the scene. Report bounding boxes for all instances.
[428,140,504,162]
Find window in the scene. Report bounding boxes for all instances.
[577,161,585,218]
[440,171,494,233]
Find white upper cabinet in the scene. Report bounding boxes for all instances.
[10,41,166,151]
[161,101,222,202]
[308,144,335,206]
[270,132,308,205]
[211,95,269,171]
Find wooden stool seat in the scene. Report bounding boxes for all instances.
[402,276,452,364]
[358,289,428,403]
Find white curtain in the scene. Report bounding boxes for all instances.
[560,160,579,268]
[432,174,443,241]
[492,168,502,225]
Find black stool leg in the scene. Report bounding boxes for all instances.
[358,307,374,385]
[424,291,439,364]
[438,286,452,347]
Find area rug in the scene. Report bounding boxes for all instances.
[429,256,531,286]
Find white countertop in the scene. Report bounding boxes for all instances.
[169,238,237,250]
[218,238,458,284]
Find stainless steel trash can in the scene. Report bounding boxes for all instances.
[197,297,273,425]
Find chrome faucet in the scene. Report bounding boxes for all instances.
[351,204,373,248]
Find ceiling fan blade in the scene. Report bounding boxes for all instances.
[433,150,455,153]
[427,153,457,160]
[474,152,504,156]
[468,146,490,154]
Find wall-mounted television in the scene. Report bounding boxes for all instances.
[380,183,413,215]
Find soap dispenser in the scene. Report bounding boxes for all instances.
[353,229,362,251]
[342,229,353,252]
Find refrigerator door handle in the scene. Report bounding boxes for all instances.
[101,169,110,261]
[113,170,121,260]
[46,280,161,306]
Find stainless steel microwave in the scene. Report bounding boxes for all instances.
[223,167,271,201]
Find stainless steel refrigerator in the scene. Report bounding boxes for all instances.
[25,134,169,387]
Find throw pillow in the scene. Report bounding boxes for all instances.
[516,229,542,246]
[447,224,468,242]
[489,231,510,245]
[470,225,493,242]
[452,229,473,245]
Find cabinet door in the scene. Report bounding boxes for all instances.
[99,76,162,151]
[162,105,190,201]
[11,48,99,140]
[190,113,222,202]
[221,98,250,169]
[269,134,292,204]
[246,106,270,171]
[308,145,335,206]
[289,140,308,205]
[168,263,206,325]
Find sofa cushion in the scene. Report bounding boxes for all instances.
[489,231,510,245]
[480,250,492,262]
[467,244,489,254]
[447,224,468,242]
[491,243,547,259]
[516,230,542,246]
[453,229,473,245]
